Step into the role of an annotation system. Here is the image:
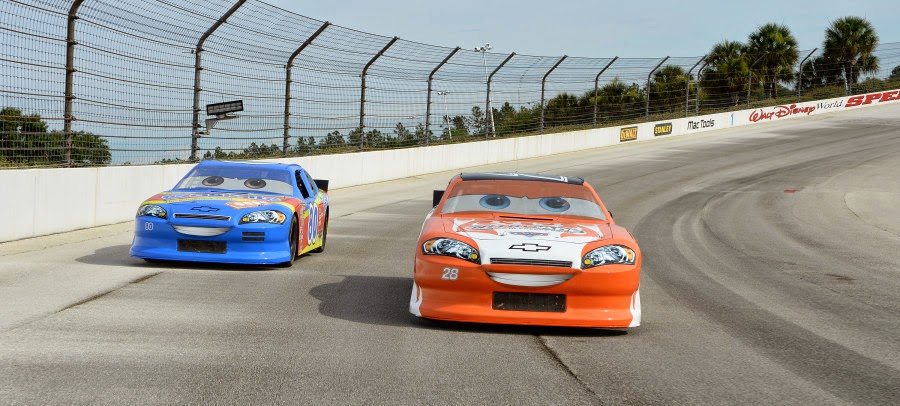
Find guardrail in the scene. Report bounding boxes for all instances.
[1,89,897,243]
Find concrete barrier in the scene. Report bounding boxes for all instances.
[2,89,898,242]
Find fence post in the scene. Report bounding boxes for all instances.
[486,52,515,138]
[359,37,398,150]
[696,59,711,115]
[64,0,85,166]
[592,57,617,128]
[747,54,766,107]
[190,0,246,162]
[284,22,330,156]
[539,55,567,134]
[685,55,706,117]
[645,56,669,119]
[797,48,817,103]
[425,47,460,145]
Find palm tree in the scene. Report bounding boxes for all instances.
[544,92,581,126]
[890,65,900,82]
[823,16,879,94]
[649,65,688,113]
[746,23,799,99]
[590,78,644,121]
[702,40,749,106]
[798,55,844,92]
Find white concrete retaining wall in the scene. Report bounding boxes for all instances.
[2,89,898,242]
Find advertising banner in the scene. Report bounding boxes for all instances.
[620,126,638,142]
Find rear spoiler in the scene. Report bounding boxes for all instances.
[432,190,444,207]
[314,179,329,192]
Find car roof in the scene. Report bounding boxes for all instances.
[197,159,300,172]
[459,172,584,185]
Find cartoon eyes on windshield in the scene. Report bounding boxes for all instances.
[202,176,224,186]
[539,197,570,212]
[479,194,511,209]
[244,178,267,189]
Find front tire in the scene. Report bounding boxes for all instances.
[280,216,299,267]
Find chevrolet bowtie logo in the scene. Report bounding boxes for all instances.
[509,243,551,252]
[191,206,220,213]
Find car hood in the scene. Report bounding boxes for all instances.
[143,191,300,213]
[444,217,611,266]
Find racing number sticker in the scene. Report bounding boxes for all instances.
[307,204,319,245]
[441,267,459,280]
[144,222,153,231]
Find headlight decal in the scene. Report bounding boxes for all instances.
[137,204,167,219]
[423,238,481,264]
[240,210,287,224]
[582,245,636,269]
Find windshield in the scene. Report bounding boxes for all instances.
[441,179,607,220]
[174,165,294,196]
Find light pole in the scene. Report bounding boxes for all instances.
[437,90,450,140]
[474,43,493,137]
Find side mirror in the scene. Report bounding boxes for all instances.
[314,179,329,192]
[432,190,445,207]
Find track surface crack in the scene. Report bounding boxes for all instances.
[536,335,602,403]
[0,272,162,334]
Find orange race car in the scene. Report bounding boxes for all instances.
[410,172,641,328]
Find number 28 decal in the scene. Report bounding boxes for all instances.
[441,267,459,280]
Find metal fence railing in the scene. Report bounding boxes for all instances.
[2,0,899,168]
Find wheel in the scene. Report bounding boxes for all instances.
[280,216,299,267]
[312,211,328,253]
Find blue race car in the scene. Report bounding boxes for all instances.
[130,160,329,266]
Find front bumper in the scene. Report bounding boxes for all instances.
[130,217,292,265]
[410,255,641,328]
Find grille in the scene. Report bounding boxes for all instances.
[177,239,226,254]
[242,231,264,242]
[174,213,231,221]
[492,292,566,312]
[490,258,573,268]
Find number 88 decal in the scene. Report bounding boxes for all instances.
[307,204,319,245]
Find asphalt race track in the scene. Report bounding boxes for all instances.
[2,104,899,405]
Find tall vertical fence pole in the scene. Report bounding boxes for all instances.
[685,55,706,118]
[64,0,85,167]
[645,56,669,119]
[747,54,766,107]
[696,59,711,115]
[284,22,330,156]
[797,48,817,103]
[486,53,515,138]
[539,55,567,134]
[425,47,460,145]
[592,57,618,128]
[359,36,398,151]
[191,0,246,162]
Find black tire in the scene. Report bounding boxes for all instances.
[312,211,328,253]
[280,216,299,267]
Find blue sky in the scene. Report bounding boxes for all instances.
[267,0,898,58]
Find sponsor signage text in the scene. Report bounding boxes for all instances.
[749,104,816,122]
[687,118,715,130]
[846,90,900,107]
[619,126,638,142]
[654,122,673,136]
[816,100,844,110]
